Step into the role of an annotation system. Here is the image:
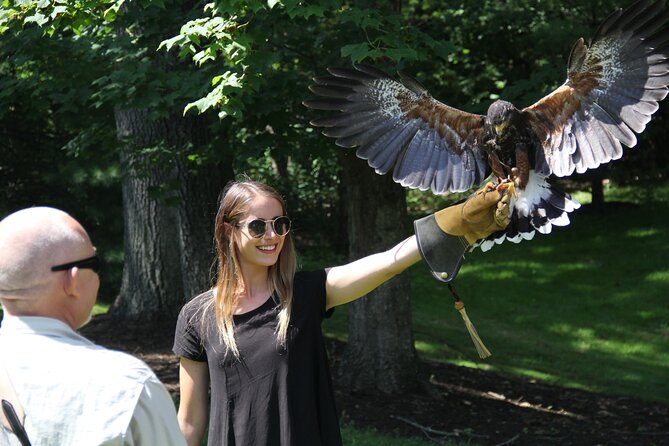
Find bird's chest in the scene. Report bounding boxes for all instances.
[486,125,533,166]
[485,131,516,166]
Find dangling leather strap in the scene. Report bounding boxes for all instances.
[0,365,31,446]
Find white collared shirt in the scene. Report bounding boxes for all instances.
[0,315,186,446]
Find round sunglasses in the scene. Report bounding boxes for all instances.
[239,216,292,238]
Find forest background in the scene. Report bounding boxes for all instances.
[1,0,668,431]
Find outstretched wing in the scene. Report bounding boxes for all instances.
[303,64,490,194]
[524,0,669,177]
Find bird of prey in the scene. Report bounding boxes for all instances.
[304,0,669,250]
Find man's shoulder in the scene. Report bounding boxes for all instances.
[78,342,157,384]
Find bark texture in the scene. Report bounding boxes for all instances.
[338,152,418,393]
[111,108,229,321]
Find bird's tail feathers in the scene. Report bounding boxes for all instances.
[477,172,580,251]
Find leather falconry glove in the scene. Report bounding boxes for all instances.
[414,187,511,283]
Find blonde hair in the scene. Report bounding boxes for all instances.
[207,179,296,358]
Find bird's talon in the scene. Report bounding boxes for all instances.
[496,180,518,198]
[479,181,496,195]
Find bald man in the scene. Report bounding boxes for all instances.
[0,207,186,446]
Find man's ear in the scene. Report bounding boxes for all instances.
[62,267,80,298]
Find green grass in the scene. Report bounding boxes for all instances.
[323,180,669,405]
[93,303,110,316]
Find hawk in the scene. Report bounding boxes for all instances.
[304,0,669,250]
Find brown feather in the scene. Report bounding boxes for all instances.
[514,147,531,188]
[488,155,507,181]
[569,59,602,94]
[401,95,485,155]
[524,85,583,149]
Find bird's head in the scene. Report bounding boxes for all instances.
[486,100,521,137]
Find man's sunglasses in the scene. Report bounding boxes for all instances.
[51,255,100,274]
[239,216,292,238]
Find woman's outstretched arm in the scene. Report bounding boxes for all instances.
[324,187,511,310]
[325,235,421,310]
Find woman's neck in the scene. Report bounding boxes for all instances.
[238,263,271,300]
[211,263,273,315]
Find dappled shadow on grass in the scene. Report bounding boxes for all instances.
[409,199,669,406]
[334,352,669,445]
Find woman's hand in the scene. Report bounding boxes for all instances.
[433,186,511,245]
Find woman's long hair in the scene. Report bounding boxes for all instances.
[207,179,296,358]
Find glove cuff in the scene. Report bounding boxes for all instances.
[414,214,470,283]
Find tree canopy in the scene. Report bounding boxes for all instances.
[2,0,667,391]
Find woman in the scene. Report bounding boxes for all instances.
[173,178,509,446]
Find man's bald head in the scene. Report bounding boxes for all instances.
[0,207,91,300]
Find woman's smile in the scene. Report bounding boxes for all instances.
[257,244,278,253]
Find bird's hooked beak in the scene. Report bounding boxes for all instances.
[495,122,506,135]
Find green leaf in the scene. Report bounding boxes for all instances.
[103,0,125,22]
[285,4,326,19]
[215,71,244,89]
[340,42,371,62]
[158,34,185,52]
[339,8,383,29]
[24,12,49,26]
[103,9,116,22]
[383,48,419,62]
[50,5,67,19]
[183,97,212,115]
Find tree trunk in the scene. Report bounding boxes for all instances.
[111,108,229,322]
[591,174,604,209]
[338,151,418,393]
[175,157,231,300]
